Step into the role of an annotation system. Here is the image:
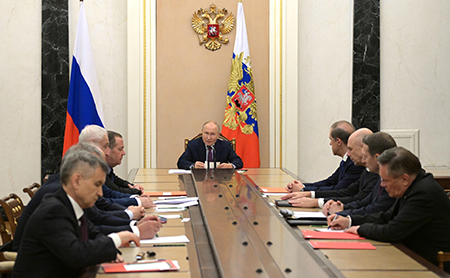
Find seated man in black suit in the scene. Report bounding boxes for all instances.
[105,130,144,194]
[12,150,140,277]
[280,128,378,208]
[328,147,450,272]
[286,120,366,192]
[177,121,243,169]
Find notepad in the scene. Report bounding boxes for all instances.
[308,241,376,250]
[140,235,190,245]
[145,191,187,197]
[102,260,180,273]
[302,230,365,240]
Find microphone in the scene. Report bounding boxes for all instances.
[212,146,216,169]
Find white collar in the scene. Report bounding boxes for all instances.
[67,194,84,222]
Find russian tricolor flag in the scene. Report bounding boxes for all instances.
[63,2,104,154]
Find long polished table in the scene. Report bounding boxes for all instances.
[91,168,448,277]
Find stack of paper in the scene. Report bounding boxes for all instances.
[154,197,198,212]
[102,260,180,273]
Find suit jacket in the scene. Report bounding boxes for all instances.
[177,138,243,170]
[105,168,141,195]
[12,187,117,277]
[303,158,365,191]
[353,170,450,270]
[316,170,379,204]
[101,184,138,207]
[339,177,396,216]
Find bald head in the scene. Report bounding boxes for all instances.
[347,128,373,166]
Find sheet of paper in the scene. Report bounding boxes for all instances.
[124,261,172,271]
[140,235,190,245]
[293,211,327,219]
[154,197,198,205]
[302,230,365,240]
[168,169,191,174]
[314,228,345,232]
[157,214,182,219]
[155,208,186,212]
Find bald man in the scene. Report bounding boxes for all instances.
[286,120,365,192]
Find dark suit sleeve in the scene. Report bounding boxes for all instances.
[303,167,340,191]
[102,185,138,207]
[177,141,197,169]
[105,175,141,195]
[34,202,117,268]
[222,140,243,169]
[95,196,126,211]
[84,207,131,226]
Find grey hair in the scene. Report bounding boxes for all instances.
[64,142,103,159]
[60,150,109,186]
[377,147,421,177]
[79,125,107,145]
[202,121,221,133]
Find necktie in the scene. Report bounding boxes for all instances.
[80,215,88,241]
[208,146,213,162]
[338,160,345,180]
[109,168,115,181]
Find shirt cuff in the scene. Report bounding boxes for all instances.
[131,196,142,206]
[124,209,133,220]
[108,233,122,248]
[347,215,352,228]
[310,191,315,198]
[131,225,140,237]
[318,198,324,208]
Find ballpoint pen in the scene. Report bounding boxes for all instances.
[327,213,339,230]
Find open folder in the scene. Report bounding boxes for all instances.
[302,230,365,240]
[309,241,376,250]
[102,260,180,273]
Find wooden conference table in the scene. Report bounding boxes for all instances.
[90,168,448,278]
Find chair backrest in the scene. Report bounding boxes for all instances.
[0,194,24,238]
[0,214,11,245]
[22,182,41,199]
[184,133,236,151]
[437,251,450,270]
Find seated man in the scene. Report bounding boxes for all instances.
[177,121,243,169]
[79,125,153,208]
[12,143,161,252]
[328,147,450,272]
[105,130,144,194]
[12,150,140,277]
[323,132,396,216]
[280,128,378,208]
[286,120,365,192]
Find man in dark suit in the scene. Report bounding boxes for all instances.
[177,121,243,169]
[286,120,365,192]
[281,128,378,208]
[324,132,396,216]
[328,147,450,272]
[12,150,140,277]
[105,130,144,194]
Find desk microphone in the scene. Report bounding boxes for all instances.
[279,209,294,218]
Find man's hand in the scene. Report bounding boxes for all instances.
[288,197,319,208]
[194,161,205,169]
[138,196,154,209]
[326,214,349,230]
[285,180,305,193]
[217,163,233,169]
[280,192,311,200]
[137,216,163,239]
[129,183,144,194]
[117,231,140,247]
[322,200,336,216]
[328,201,344,215]
[127,205,144,220]
[113,253,124,263]
[345,226,360,235]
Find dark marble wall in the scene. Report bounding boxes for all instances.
[41,0,69,180]
[352,0,380,132]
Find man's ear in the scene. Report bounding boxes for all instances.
[71,173,82,190]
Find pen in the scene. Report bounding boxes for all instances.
[327,213,339,230]
[116,249,122,255]
[153,244,186,247]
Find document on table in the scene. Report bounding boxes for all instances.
[302,230,365,240]
[154,197,198,205]
[140,235,190,245]
[292,211,327,219]
[168,169,191,174]
[309,241,376,250]
[102,260,180,273]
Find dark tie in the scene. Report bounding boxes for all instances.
[108,168,115,181]
[208,146,213,162]
[338,160,345,180]
[80,215,88,241]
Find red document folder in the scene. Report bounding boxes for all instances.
[259,187,288,193]
[102,260,180,273]
[302,230,365,240]
[309,241,376,250]
[144,191,187,197]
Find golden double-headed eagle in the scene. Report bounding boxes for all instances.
[191,4,234,51]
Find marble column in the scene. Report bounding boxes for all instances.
[352,0,380,132]
[41,0,69,179]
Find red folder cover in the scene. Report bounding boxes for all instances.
[145,191,187,197]
[309,241,376,250]
[302,230,365,240]
[259,187,288,193]
[102,260,180,273]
